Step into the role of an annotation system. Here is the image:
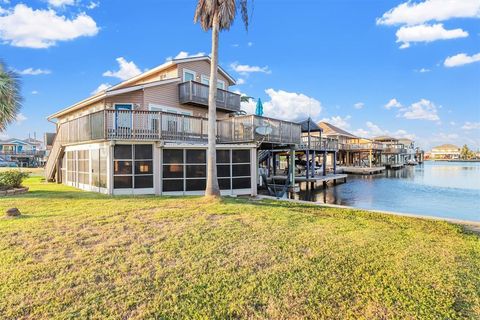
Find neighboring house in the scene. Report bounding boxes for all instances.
[45,56,301,196]
[0,138,45,167]
[318,122,384,167]
[430,144,461,160]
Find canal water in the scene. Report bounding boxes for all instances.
[289,161,480,222]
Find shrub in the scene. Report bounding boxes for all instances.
[0,170,29,190]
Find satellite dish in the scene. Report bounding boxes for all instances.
[255,126,272,136]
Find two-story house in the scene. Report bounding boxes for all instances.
[45,56,301,196]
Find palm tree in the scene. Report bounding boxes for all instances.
[0,61,21,132]
[194,0,250,197]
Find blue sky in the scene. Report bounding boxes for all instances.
[1,0,479,150]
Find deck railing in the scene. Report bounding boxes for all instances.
[52,110,301,145]
[340,142,385,151]
[0,150,45,156]
[300,136,338,151]
[217,115,301,145]
[178,81,241,112]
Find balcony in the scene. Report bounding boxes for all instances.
[54,110,301,146]
[178,81,241,112]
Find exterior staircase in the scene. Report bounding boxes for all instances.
[44,125,65,182]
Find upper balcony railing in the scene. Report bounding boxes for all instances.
[178,81,241,112]
[54,110,301,146]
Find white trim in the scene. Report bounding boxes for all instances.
[183,68,197,82]
[113,103,134,110]
[106,78,181,97]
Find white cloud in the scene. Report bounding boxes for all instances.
[462,122,480,130]
[15,113,27,123]
[321,115,351,130]
[230,62,271,75]
[247,41,253,47]
[396,23,468,49]
[398,99,440,121]
[444,52,480,67]
[353,102,364,109]
[103,57,141,81]
[241,88,322,121]
[416,68,431,73]
[16,67,51,75]
[384,98,402,109]
[0,4,99,48]
[91,83,111,94]
[48,0,75,7]
[354,121,416,140]
[377,0,480,26]
[31,90,38,94]
[236,78,245,85]
[166,51,205,61]
[450,121,456,126]
[87,1,99,9]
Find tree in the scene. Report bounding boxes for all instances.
[0,61,21,132]
[460,144,473,160]
[194,0,251,197]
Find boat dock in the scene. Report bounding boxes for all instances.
[386,163,404,170]
[338,166,386,175]
[270,173,347,185]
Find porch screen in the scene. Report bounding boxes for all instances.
[114,144,153,189]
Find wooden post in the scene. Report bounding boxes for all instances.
[289,146,295,188]
[323,151,327,176]
[333,151,337,174]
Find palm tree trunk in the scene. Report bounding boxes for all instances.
[205,11,221,197]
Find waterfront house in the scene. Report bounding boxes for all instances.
[45,56,301,196]
[318,122,383,168]
[430,144,461,160]
[0,138,45,167]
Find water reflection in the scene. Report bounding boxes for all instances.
[289,162,480,221]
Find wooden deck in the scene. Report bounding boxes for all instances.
[270,173,347,184]
[337,166,385,175]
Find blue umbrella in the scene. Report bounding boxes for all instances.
[255,98,264,116]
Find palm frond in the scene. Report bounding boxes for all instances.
[0,61,22,132]
[194,0,252,31]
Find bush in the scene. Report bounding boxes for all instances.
[0,170,29,190]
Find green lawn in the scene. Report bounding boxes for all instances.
[0,176,479,319]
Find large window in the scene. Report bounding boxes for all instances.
[114,144,153,189]
[162,148,251,193]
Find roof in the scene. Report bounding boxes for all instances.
[298,118,322,132]
[373,135,398,142]
[432,144,460,150]
[317,121,357,138]
[48,56,236,120]
[0,138,36,146]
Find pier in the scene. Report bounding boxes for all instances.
[338,166,385,175]
[270,173,347,185]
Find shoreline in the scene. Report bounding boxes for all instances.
[255,195,480,233]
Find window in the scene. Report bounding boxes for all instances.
[183,69,196,82]
[114,144,153,189]
[200,75,225,89]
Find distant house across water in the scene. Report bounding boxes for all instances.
[429,144,461,160]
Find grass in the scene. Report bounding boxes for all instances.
[0,176,479,319]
